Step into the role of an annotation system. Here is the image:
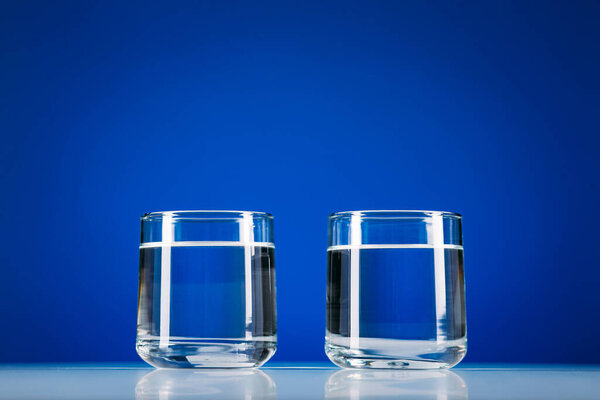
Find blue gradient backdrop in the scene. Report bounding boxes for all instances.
[1,1,599,363]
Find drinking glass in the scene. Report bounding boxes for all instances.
[137,210,276,368]
[326,210,466,369]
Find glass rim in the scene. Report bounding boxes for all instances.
[141,210,274,220]
[329,210,462,219]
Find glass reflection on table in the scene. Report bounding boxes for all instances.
[325,369,468,399]
[135,368,276,399]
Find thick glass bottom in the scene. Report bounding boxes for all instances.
[325,336,466,369]
[136,338,276,368]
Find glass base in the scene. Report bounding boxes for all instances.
[325,336,466,369]
[136,338,276,368]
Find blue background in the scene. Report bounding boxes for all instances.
[1,1,599,364]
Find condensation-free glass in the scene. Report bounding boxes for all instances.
[137,211,276,368]
[326,210,466,369]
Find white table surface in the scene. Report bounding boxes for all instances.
[0,363,598,399]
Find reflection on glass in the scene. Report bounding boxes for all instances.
[135,369,276,400]
[325,369,467,399]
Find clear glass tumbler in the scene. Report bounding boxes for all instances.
[326,210,466,369]
[137,210,277,368]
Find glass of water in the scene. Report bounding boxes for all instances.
[326,210,466,369]
[137,210,276,368]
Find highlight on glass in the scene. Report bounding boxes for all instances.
[137,210,277,368]
[326,210,466,369]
